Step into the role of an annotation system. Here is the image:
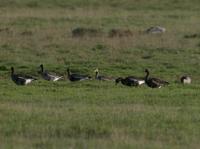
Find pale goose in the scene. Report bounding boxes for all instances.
[39,64,63,81]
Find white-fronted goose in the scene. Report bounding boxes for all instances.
[180,75,191,84]
[115,76,145,87]
[11,67,37,85]
[39,64,63,81]
[94,68,114,81]
[145,69,169,88]
[67,68,91,82]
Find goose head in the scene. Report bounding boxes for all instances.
[94,68,99,73]
[37,64,45,74]
[40,64,44,72]
[145,69,149,74]
[94,68,99,78]
[145,69,150,79]
[115,77,123,85]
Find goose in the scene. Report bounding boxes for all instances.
[144,69,169,88]
[146,26,166,34]
[11,67,37,85]
[115,76,145,87]
[67,68,91,82]
[180,75,191,84]
[94,68,114,81]
[39,64,63,81]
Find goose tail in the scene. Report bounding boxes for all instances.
[138,80,145,85]
[54,76,63,81]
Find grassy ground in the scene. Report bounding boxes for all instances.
[0,0,200,148]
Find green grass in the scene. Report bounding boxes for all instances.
[0,0,200,149]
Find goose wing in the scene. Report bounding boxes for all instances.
[14,76,26,85]
[12,74,33,85]
[151,78,169,85]
[122,77,139,86]
[97,75,114,81]
[13,74,34,80]
[150,78,162,86]
[127,76,145,85]
[128,77,138,82]
[43,71,62,81]
[70,73,91,81]
[22,74,37,80]
[16,76,26,81]
[18,76,35,84]
[47,73,62,81]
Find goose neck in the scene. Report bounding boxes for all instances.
[95,71,98,79]
[11,67,14,76]
[40,65,44,72]
[67,69,71,77]
[145,70,149,81]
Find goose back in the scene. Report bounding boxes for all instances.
[67,68,91,82]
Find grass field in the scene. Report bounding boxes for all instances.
[0,0,200,148]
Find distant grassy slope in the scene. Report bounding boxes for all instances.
[0,0,200,149]
[0,6,200,79]
[1,0,200,10]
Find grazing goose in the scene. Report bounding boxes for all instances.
[144,69,169,88]
[39,64,63,81]
[180,75,191,84]
[11,67,37,85]
[146,26,166,34]
[115,76,145,87]
[94,68,114,81]
[67,68,91,82]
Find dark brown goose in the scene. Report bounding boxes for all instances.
[39,64,63,81]
[145,69,169,88]
[115,76,145,87]
[11,67,37,85]
[94,68,114,81]
[67,68,91,82]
